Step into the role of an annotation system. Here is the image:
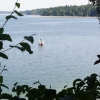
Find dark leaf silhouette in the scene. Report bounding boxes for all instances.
[33,81,40,85]
[73,79,83,87]
[0,52,8,59]
[0,28,4,35]
[6,15,17,20]
[33,82,39,85]
[14,82,18,86]
[0,93,12,99]
[24,36,34,44]
[90,73,98,77]
[0,34,12,41]
[97,55,100,58]
[3,69,7,71]
[64,85,67,88]
[0,41,3,50]
[20,42,33,54]
[94,59,100,65]
[10,45,25,52]
[15,46,25,52]
[0,76,3,84]
[0,84,9,89]
[14,10,23,16]
[15,3,20,8]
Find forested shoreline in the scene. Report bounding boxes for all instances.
[21,4,97,16]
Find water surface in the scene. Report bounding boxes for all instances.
[0,15,100,92]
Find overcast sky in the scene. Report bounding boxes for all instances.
[0,0,89,11]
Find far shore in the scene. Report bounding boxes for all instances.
[28,15,98,18]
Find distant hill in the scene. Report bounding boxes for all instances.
[21,4,97,16]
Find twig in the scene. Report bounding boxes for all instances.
[2,0,18,28]
[1,34,35,53]
[1,39,25,53]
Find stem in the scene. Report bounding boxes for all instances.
[2,0,18,28]
[0,65,5,75]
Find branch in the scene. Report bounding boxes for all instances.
[0,65,7,75]
[2,0,18,28]
[1,34,35,53]
[0,0,35,55]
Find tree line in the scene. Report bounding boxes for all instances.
[21,4,97,16]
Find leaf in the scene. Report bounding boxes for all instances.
[73,79,83,87]
[0,93,12,99]
[0,76,3,84]
[16,86,22,96]
[0,34,12,41]
[67,87,74,93]
[0,52,8,59]
[75,92,91,100]
[14,10,23,16]
[14,82,18,86]
[6,15,17,20]
[4,69,7,71]
[15,3,20,8]
[97,55,100,58]
[24,36,34,43]
[22,85,29,89]
[15,46,25,52]
[33,82,39,85]
[12,87,15,92]
[0,28,4,35]
[64,85,67,88]
[90,73,98,77]
[0,84,9,89]
[20,42,33,54]
[9,45,14,48]
[94,59,100,65]
[10,45,25,52]
[0,41,3,50]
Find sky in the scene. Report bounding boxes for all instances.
[0,0,89,11]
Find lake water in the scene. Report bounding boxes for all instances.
[0,15,100,92]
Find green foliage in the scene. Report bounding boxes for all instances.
[0,73,99,100]
[0,76,3,84]
[21,4,97,16]
[94,55,100,65]
[56,73,100,100]
[0,0,35,99]
[0,41,3,50]
[6,15,17,20]
[20,42,33,54]
[24,36,34,44]
[0,52,8,59]
[0,0,34,60]
[14,10,23,16]
[0,93,12,99]
[9,35,34,53]
[0,34,12,41]
[40,4,97,16]
[0,28,4,35]
[15,2,20,8]
[10,45,25,52]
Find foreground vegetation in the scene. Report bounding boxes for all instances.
[0,73,99,100]
[0,0,100,99]
[21,4,97,16]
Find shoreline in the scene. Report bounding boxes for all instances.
[26,15,97,18]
